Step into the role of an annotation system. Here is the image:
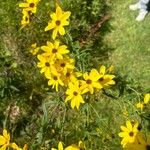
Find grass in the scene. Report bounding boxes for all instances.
[0,0,150,150]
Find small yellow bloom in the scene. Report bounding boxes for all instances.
[55,56,75,75]
[48,73,64,91]
[81,69,102,94]
[45,5,71,39]
[21,10,30,28]
[136,93,150,110]
[118,121,139,147]
[0,129,10,150]
[30,43,40,55]
[98,65,115,88]
[37,54,56,78]
[19,0,39,14]
[51,141,64,150]
[65,81,85,109]
[65,141,85,150]
[41,41,69,59]
[144,93,150,104]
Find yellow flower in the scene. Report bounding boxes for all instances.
[125,133,150,150]
[48,73,64,91]
[81,69,102,94]
[19,0,39,14]
[51,142,64,150]
[55,56,75,75]
[0,129,10,150]
[65,141,85,150]
[45,5,71,39]
[118,121,139,147]
[21,10,30,28]
[41,41,69,59]
[144,93,150,104]
[37,54,56,78]
[11,143,22,150]
[61,70,80,86]
[98,65,115,88]
[30,43,40,55]
[136,93,150,110]
[65,81,85,109]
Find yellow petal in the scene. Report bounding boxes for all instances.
[59,26,65,35]
[52,28,58,40]
[58,142,63,150]
[144,93,150,104]
[0,136,6,145]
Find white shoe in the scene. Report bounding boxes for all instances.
[136,10,148,21]
[129,4,140,10]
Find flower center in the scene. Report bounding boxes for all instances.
[56,20,61,26]
[53,76,58,80]
[86,79,92,84]
[25,17,29,21]
[146,145,150,150]
[129,132,134,137]
[45,62,50,67]
[60,63,66,67]
[66,72,70,77]
[30,3,35,8]
[52,48,57,53]
[99,77,104,82]
[73,91,78,96]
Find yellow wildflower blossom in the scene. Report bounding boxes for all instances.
[65,141,85,150]
[30,43,40,55]
[55,56,75,75]
[48,73,64,91]
[98,65,115,88]
[81,69,102,94]
[51,142,64,150]
[19,0,39,14]
[41,41,69,59]
[21,10,30,28]
[136,93,150,110]
[45,5,71,39]
[0,129,10,150]
[65,81,85,109]
[118,121,139,147]
[37,54,56,78]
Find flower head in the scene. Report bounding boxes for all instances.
[21,10,30,28]
[65,81,85,109]
[0,129,10,150]
[41,41,69,59]
[98,65,115,88]
[81,69,101,94]
[118,121,139,147]
[45,5,71,39]
[19,0,39,14]
[51,142,64,150]
[48,73,64,91]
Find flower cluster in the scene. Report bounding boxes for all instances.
[19,0,40,28]
[118,121,150,150]
[0,129,27,150]
[34,5,116,110]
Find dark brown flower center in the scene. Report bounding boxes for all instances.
[53,76,58,80]
[73,91,78,96]
[25,17,28,21]
[99,77,104,82]
[52,48,57,53]
[86,79,92,84]
[30,3,35,8]
[129,132,134,137]
[45,62,50,67]
[56,20,61,26]
[60,63,66,67]
[66,72,70,77]
[146,145,150,150]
